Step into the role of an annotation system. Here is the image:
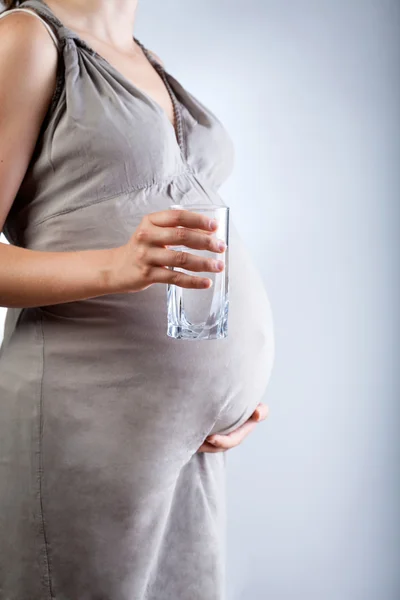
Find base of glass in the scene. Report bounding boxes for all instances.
[167,322,228,340]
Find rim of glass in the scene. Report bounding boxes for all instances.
[169,204,229,211]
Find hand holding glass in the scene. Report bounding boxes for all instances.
[111,207,228,338]
[167,204,230,340]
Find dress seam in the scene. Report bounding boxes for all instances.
[30,167,192,228]
[38,311,55,600]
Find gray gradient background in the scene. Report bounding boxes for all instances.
[1,1,399,598]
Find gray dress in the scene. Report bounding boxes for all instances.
[0,1,275,598]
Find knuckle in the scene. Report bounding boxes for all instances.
[136,245,148,262]
[173,210,186,226]
[176,227,188,242]
[172,271,183,285]
[175,250,188,266]
[136,227,149,243]
[140,263,152,280]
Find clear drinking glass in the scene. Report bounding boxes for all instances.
[166,204,230,340]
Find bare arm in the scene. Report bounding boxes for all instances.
[0,243,120,308]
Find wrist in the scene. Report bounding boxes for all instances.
[95,246,123,296]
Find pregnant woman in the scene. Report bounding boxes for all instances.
[0,0,275,598]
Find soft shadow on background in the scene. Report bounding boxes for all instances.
[1,1,399,599]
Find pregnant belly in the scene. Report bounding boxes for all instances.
[37,218,275,440]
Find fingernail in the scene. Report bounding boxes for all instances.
[209,219,218,230]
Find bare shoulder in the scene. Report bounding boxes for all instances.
[0,10,58,95]
[0,9,58,60]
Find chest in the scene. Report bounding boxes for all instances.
[47,40,236,198]
[66,30,177,129]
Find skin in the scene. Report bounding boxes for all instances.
[0,0,270,451]
[198,403,269,452]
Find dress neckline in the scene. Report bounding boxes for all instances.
[31,0,186,157]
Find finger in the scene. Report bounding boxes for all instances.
[145,247,225,274]
[206,419,258,450]
[147,265,213,289]
[149,223,226,254]
[148,209,219,233]
[197,441,225,454]
[251,403,269,422]
[206,404,270,449]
